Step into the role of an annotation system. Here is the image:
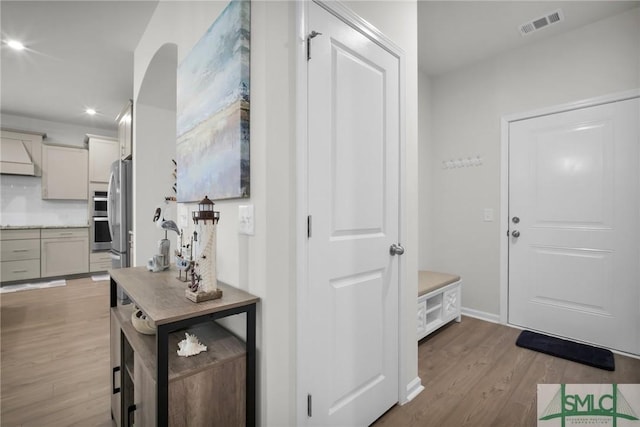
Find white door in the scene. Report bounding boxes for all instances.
[306,2,401,426]
[508,97,640,355]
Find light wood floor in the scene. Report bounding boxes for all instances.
[374,316,640,427]
[1,277,113,427]
[2,278,639,426]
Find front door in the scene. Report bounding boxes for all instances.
[508,97,640,355]
[305,2,401,425]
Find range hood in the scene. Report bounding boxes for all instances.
[0,129,45,176]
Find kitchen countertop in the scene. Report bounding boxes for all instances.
[0,224,89,230]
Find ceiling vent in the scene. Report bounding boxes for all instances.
[519,9,564,36]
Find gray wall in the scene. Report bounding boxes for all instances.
[421,7,640,317]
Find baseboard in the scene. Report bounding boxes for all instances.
[461,307,501,324]
[402,376,424,405]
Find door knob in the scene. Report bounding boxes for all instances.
[390,244,405,256]
[511,230,521,238]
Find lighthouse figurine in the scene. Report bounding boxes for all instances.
[185,196,223,303]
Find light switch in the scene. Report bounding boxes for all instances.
[239,205,254,235]
[483,208,494,222]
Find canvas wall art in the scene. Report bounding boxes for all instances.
[176,0,250,202]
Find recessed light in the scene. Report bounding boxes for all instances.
[7,40,25,51]
[85,108,97,116]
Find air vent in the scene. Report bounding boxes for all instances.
[519,9,564,36]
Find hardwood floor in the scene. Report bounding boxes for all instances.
[374,316,640,427]
[1,277,113,427]
[2,278,639,426]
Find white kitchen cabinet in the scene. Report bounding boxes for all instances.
[0,229,41,282]
[41,228,89,277]
[116,101,132,160]
[42,145,88,200]
[87,135,119,183]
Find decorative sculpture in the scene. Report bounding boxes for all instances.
[185,196,223,302]
[131,305,156,335]
[175,230,195,282]
[176,333,207,357]
[148,203,180,272]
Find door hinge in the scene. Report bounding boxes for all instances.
[307,393,313,417]
[307,215,312,238]
[307,30,322,61]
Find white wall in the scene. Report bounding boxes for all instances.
[0,113,116,227]
[418,70,432,271]
[423,7,640,317]
[134,104,177,265]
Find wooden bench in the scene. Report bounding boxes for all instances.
[418,270,462,340]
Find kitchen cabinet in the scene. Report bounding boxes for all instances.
[41,228,89,277]
[42,145,88,200]
[0,229,40,282]
[116,101,132,160]
[90,251,111,272]
[87,135,119,183]
[110,267,258,427]
[0,129,44,176]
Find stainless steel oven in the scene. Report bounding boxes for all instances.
[92,191,108,216]
[91,190,111,251]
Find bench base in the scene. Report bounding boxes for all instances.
[418,272,462,341]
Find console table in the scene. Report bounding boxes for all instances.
[109,266,259,427]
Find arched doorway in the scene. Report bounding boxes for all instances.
[133,43,178,266]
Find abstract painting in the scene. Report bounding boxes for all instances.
[176,0,250,202]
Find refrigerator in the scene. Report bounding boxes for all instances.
[107,159,132,269]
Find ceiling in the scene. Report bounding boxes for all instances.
[1,1,158,131]
[418,1,640,76]
[1,1,638,132]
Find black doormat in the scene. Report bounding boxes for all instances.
[516,330,615,371]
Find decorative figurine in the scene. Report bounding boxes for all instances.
[176,333,207,357]
[185,196,223,302]
[131,305,156,335]
[176,255,193,282]
[175,230,195,282]
[147,202,180,272]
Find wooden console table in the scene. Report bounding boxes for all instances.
[109,266,259,427]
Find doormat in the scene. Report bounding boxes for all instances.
[516,330,615,371]
[0,279,66,294]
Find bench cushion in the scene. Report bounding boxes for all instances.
[418,270,461,296]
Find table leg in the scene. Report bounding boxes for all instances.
[157,324,169,427]
[246,304,256,427]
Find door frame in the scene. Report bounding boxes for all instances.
[295,1,410,425]
[499,88,640,325]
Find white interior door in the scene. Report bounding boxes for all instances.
[305,2,401,426]
[508,97,640,355]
